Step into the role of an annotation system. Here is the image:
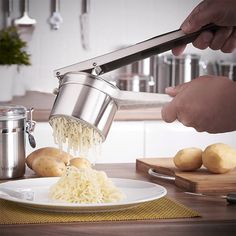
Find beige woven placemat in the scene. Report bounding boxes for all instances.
[0,197,200,225]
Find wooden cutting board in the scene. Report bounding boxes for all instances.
[136,158,236,194]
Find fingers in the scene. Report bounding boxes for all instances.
[162,101,192,126]
[172,45,187,56]
[162,88,178,122]
[172,25,233,56]
[222,28,236,53]
[191,27,235,52]
[162,82,191,123]
[177,0,236,54]
[165,87,177,97]
[210,27,233,50]
[172,0,216,56]
[181,0,221,33]
[192,31,214,49]
[165,82,190,97]
[161,102,177,123]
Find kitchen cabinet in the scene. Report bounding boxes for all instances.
[27,120,236,163]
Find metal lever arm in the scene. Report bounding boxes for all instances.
[54,24,220,77]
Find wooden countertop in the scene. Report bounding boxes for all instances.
[4,91,163,122]
[1,163,236,236]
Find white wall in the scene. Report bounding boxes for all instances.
[0,0,235,93]
[27,121,236,163]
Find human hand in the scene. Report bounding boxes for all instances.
[172,0,236,55]
[161,76,236,133]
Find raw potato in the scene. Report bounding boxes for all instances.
[202,143,236,174]
[26,147,72,169]
[174,147,203,171]
[32,156,66,177]
[70,157,92,169]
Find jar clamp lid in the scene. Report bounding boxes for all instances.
[0,105,27,120]
[0,105,36,148]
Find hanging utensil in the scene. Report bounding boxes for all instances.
[4,0,13,27]
[80,0,90,50]
[14,0,36,27]
[49,0,63,30]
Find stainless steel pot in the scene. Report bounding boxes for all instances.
[0,105,36,179]
[115,74,154,92]
[118,57,155,77]
[155,54,204,93]
[217,61,236,81]
[114,56,156,92]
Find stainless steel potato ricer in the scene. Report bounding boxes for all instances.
[49,24,219,141]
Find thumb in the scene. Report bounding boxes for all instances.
[181,1,218,33]
[161,101,177,123]
[165,82,189,97]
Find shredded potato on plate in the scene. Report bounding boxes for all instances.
[49,166,126,204]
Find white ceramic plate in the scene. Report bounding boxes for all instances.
[0,177,167,213]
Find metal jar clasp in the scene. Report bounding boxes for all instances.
[26,108,36,148]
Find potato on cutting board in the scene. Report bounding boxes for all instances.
[173,143,236,174]
[173,147,203,171]
[202,143,236,174]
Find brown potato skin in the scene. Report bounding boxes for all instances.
[26,147,72,169]
[173,147,203,171]
[70,157,92,169]
[32,156,66,177]
[202,143,236,174]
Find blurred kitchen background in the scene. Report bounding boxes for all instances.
[0,0,236,163]
[0,0,235,93]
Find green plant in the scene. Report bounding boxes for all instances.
[0,26,30,65]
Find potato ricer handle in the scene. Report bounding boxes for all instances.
[54,24,220,77]
[114,90,172,109]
